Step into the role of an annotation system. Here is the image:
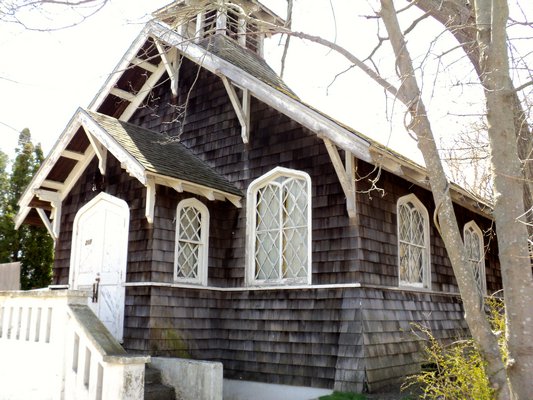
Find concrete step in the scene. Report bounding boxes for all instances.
[144,365,175,400]
[144,383,176,400]
[145,366,162,385]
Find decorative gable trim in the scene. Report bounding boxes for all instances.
[15,109,243,231]
[77,110,147,184]
[147,21,373,164]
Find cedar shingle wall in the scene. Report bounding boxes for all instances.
[123,285,469,392]
[52,55,501,392]
[124,285,350,389]
[358,288,468,392]
[127,58,501,291]
[128,59,360,287]
[355,161,500,292]
[53,155,153,284]
[55,58,500,291]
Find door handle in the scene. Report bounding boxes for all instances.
[92,274,100,303]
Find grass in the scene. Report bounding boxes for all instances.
[318,390,417,400]
[319,392,367,400]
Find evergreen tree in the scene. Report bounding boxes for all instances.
[0,151,11,262]
[0,129,53,289]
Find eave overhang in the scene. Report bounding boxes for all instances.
[18,15,492,236]
[140,20,492,218]
[15,108,243,235]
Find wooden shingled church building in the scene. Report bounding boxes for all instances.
[16,0,501,394]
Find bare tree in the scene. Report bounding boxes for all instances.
[441,121,493,200]
[262,0,531,398]
[0,0,109,30]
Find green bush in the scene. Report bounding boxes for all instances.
[403,295,506,399]
[403,325,493,399]
[485,295,507,364]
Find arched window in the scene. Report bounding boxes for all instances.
[464,221,486,296]
[175,198,209,286]
[397,194,430,288]
[247,167,312,285]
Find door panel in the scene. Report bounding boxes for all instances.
[70,193,129,342]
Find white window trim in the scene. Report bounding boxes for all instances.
[246,166,312,286]
[397,194,431,289]
[464,220,487,296]
[174,198,209,286]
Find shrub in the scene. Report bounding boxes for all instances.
[403,295,506,399]
[403,325,493,399]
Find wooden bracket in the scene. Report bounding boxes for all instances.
[323,138,357,220]
[154,40,181,97]
[145,175,156,224]
[86,132,107,175]
[199,188,216,201]
[221,76,251,144]
[34,190,62,238]
[36,208,57,240]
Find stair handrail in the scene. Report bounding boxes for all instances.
[0,289,149,400]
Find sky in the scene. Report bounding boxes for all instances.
[0,1,167,160]
[2,0,526,169]
[0,0,427,165]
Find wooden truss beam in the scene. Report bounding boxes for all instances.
[41,179,64,191]
[221,76,251,144]
[118,62,168,122]
[60,145,96,202]
[130,57,158,73]
[61,149,84,161]
[110,88,137,103]
[323,138,357,220]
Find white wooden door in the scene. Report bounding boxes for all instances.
[70,192,129,342]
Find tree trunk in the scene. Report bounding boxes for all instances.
[380,0,511,397]
[474,1,533,398]
[414,0,533,240]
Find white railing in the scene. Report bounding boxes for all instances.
[0,290,149,400]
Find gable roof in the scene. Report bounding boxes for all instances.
[15,10,491,233]
[14,108,242,237]
[198,34,296,98]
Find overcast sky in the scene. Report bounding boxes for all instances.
[0,1,426,163]
[0,1,167,159]
[4,0,525,167]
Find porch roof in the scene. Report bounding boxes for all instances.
[14,108,242,238]
[86,110,242,197]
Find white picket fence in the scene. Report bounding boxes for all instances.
[0,289,149,400]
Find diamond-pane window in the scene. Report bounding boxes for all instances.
[464,221,486,296]
[397,195,430,288]
[247,167,312,285]
[175,199,209,285]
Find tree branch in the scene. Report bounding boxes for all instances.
[278,28,403,103]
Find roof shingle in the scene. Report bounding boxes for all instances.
[86,110,242,197]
